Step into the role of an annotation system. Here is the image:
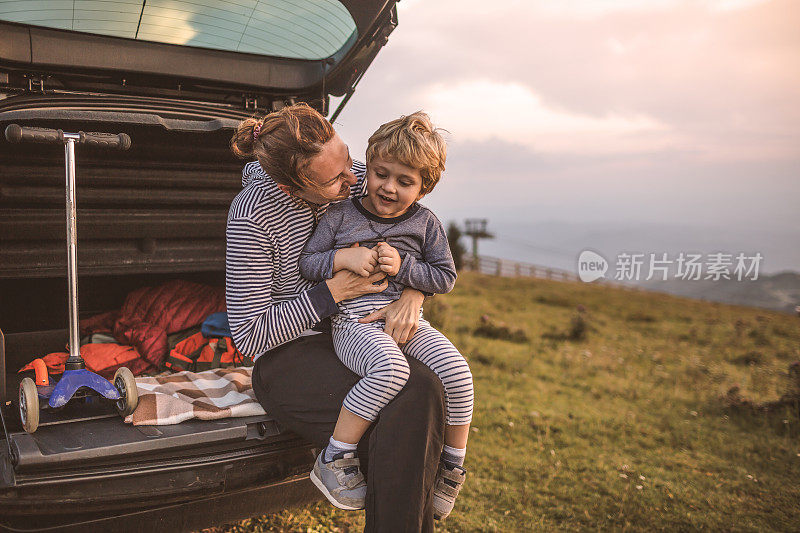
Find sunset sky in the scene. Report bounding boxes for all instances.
[332,0,799,274]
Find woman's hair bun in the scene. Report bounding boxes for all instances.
[230,117,260,159]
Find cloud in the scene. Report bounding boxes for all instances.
[526,0,771,16]
[363,0,800,162]
[421,79,667,154]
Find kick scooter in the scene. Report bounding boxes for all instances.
[5,124,137,433]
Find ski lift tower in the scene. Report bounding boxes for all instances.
[464,218,494,269]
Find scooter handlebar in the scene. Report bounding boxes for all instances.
[79,131,131,150]
[4,124,131,150]
[4,124,62,144]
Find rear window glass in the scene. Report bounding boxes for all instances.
[0,0,357,60]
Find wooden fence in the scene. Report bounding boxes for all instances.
[464,255,640,290]
[466,255,578,281]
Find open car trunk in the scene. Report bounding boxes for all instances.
[0,2,399,529]
[0,119,322,531]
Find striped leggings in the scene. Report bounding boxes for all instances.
[332,315,473,426]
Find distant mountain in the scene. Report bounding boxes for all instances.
[638,271,800,314]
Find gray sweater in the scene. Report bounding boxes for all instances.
[299,198,457,302]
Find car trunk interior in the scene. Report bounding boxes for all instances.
[0,117,239,397]
[0,117,311,485]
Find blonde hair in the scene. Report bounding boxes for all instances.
[230,103,335,192]
[365,111,447,194]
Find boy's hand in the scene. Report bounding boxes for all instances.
[376,242,402,276]
[334,243,378,277]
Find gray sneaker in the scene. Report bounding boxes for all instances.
[310,448,367,511]
[433,461,467,520]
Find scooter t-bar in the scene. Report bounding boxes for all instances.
[5,124,131,368]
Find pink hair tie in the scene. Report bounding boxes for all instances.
[253,122,262,140]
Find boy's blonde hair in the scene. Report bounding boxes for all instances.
[366,111,446,195]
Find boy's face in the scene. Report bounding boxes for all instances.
[363,155,426,218]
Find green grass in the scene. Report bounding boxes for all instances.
[205,272,800,532]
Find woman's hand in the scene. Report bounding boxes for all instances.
[359,287,424,344]
[376,242,402,276]
[334,243,379,277]
[326,269,387,303]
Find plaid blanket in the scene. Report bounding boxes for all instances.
[124,367,266,426]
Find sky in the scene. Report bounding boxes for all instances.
[331,0,799,275]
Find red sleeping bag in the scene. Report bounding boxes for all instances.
[20,280,226,378]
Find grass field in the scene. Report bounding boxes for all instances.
[208,272,800,532]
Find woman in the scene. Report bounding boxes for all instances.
[226,103,445,532]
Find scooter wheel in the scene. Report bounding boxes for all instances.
[113,367,139,417]
[19,377,39,433]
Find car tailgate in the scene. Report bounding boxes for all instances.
[0,409,319,517]
[10,411,279,472]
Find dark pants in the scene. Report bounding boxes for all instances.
[252,333,446,532]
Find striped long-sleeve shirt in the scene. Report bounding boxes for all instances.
[225,160,367,361]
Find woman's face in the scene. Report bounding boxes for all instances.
[294,133,357,205]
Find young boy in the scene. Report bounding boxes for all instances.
[299,112,473,519]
